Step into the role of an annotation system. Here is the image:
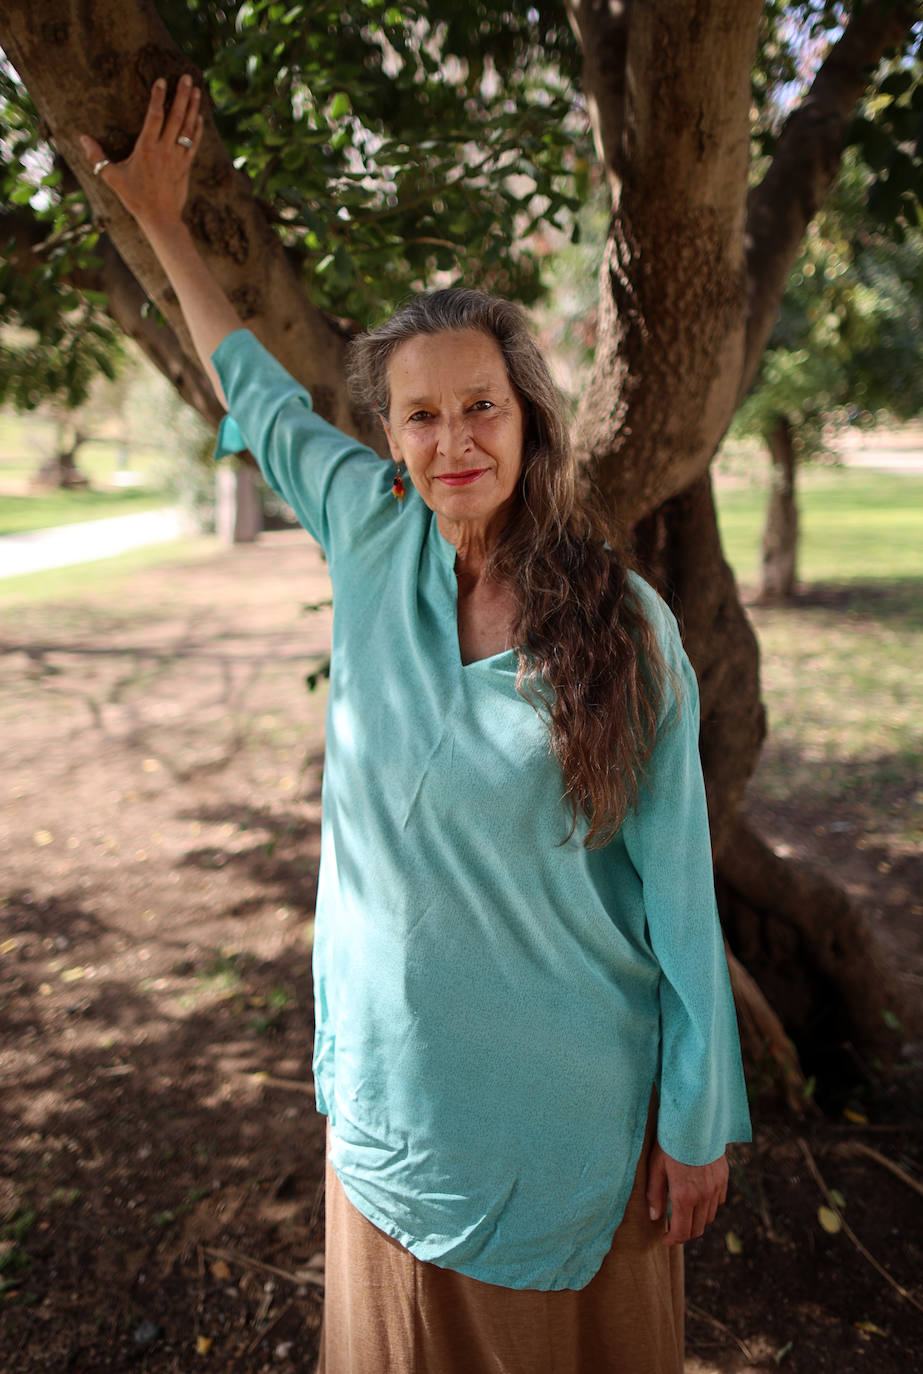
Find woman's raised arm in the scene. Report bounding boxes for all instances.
[80,75,240,408]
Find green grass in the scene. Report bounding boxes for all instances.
[714,467,922,853]
[749,585,921,852]
[0,487,171,535]
[715,469,923,587]
[0,536,221,608]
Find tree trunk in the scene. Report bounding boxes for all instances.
[567,0,913,1067]
[759,415,799,603]
[216,463,263,546]
[32,424,90,490]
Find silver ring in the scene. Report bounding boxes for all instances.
[92,158,111,176]
[176,135,194,149]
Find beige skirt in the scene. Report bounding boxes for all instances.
[317,1105,684,1374]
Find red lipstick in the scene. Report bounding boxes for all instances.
[436,470,485,487]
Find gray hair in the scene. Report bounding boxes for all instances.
[347,288,575,532]
[349,287,671,850]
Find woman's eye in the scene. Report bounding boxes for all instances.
[471,400,494,412]
[408,411,431,423]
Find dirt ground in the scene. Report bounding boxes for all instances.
[1,530,921,1373]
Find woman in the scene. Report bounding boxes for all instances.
[82,75,750,1374]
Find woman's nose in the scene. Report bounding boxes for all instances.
[435,413,473,457]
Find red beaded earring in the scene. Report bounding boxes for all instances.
[391,464,406,501]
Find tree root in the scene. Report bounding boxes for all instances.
[725,945,812,1113]
[717,815,907,1058]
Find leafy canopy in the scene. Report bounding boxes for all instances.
[0,1,587,409]
[1,2,921,414]
[734,154,923,457]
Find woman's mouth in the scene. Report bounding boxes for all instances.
[435,469,486,487]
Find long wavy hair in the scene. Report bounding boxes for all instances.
[347,288,671,847]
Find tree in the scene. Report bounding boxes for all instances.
[563,0,921,1078]
[0,2,583,428]
[1,0,920,1080]
[733,156,923,602]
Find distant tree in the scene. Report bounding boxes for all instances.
[733,160,923,600]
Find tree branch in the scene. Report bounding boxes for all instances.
[1,207,223,426]
[742,0,917,397]
[0,0,383,450]
[572,0,764,520]
[717,815,909,1056]
[564,0,629,195]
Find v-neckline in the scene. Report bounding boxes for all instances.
[429,513,520,670]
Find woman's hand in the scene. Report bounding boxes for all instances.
[646,1141,729,1246]
[78,72,239,405]
[79,74,203,234]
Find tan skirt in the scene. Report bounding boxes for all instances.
[317,1106,684,1374]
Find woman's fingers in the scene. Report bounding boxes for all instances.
[78,75,202,226]
[141,76,168,140]
[162,73,196,145]
[657,1149,729,1246]
[78,134,106,168]
[645,1141,669,1222]
[174,87,202,153]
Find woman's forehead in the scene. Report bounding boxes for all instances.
[388,329,510,398]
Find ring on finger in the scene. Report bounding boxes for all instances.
[176,135,194,149]
[92,158,111,176]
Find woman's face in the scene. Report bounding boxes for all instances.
[383,329,526,542]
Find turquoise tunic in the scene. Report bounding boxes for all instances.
[214,330,751,1291]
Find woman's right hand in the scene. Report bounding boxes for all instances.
[79,75,203,234]
[79,72,242,407]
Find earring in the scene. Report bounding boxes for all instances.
[391,463,406,502]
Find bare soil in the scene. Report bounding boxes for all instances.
[1,531,920,1373]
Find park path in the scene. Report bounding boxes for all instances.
[0,507,193,579]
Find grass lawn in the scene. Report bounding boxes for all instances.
[0,486,172,536]
[713,465,922,863]
[714,467,923,587]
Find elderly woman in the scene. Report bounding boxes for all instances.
[83,75,750,1374]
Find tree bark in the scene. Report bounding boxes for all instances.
[566,0,763,516]
[758,415,799,603]
[32,424,90,489]
[742,0,918,395]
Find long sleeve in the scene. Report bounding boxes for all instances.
[211,330,388,556]
[620,594,751,1164]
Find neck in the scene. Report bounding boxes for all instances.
[437,516,497,582]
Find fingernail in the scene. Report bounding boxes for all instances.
[649,1207,658,1221]
[180,73,191,86]
[155,78,166,90]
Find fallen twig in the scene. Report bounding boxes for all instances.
[797,1138,923,1316]
[686,1301,755,1363]
[247,1071,315,1094]
[202,1245,325,1289]
[836,1141,923,1200]
[245,1299,294,1356]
